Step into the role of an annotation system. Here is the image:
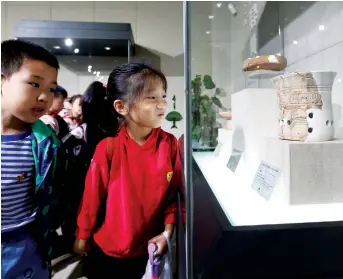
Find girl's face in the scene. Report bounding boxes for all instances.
[131,82,167,128]
[72,97,82,118]
[116,82,167,129]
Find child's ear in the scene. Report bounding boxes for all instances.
[113,100,128,116]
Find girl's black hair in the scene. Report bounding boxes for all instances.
[106,62,167,133]
[81,63,167,152]
[81,81,117,154]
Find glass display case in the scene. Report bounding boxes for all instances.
[183,1,343,278]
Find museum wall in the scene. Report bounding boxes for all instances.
[1,1,196,138]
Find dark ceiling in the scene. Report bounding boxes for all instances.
[25,37,131,57]
[57,55,128,75]
[15,20,137,75]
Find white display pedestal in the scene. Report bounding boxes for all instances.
[197,88,343,226]
[259,138,343,205]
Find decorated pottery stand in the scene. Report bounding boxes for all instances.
[191,54,343,278]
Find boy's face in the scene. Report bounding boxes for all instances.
[50,96,65,114]
[1,58,58,124]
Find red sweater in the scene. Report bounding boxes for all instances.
[76,127,182,258]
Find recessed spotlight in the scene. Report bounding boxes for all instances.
[53,46,61,49]
[105,47,111,50]
[65,38,73,47]
[319,25,325,31]
[74,48,79,54]
[217,2,222,8]
[93,71,96,74]
[293,40,298,45]
[206,31,211,35]
[209,15,214,19]
[88,69,91,73]
[88,65,92,69]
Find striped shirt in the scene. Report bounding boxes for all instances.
[1,131,36,232]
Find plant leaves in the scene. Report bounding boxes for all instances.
[200,95,210,101]
[203,75,216,89]
[211,96,223,108]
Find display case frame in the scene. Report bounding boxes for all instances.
[183,1,343,278]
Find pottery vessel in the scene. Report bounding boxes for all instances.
[243,55,287,72]
[271,71,336,142]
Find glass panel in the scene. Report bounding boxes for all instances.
[188,0,343,227]
[189,1,282,151]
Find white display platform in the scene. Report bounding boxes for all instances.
[193,151,343,227]
[259,138,343,205]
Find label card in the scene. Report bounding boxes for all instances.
[213,143,223,157]
[251,161,280,201]
[226,148,243,173]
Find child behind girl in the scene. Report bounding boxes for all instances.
[73,63,183,279]
[63,94,83,130]
[59,81,116,252]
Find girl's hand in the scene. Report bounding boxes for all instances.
[148,234,168,256]
[73,238,89,256]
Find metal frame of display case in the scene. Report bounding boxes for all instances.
[183,2,343,279]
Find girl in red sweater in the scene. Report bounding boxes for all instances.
[73,63,182,279]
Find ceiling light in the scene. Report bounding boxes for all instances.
[105,47,111,50]
[209,15,214,19]
[319,25,325,31]
[65,38,73,46]
[14,37,18,40]
[93,71,96,74]
[338,78,342,83]
[293,40,298,45]
[96,71,100,77]
[217,2,222,8]
[74,48,79,54]
[53,46,60,49]
[206,31,211,35]
[88,69,91,73]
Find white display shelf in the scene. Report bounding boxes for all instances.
[193,151,343,227]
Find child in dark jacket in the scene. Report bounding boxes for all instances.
[60,81,117,251]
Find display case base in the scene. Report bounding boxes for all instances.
[192,155,343,279]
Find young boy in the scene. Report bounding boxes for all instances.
[41,85,70,139]
[1,39,63,279]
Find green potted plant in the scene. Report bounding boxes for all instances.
[191,74,223,149]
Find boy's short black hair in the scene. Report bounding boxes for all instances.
[1,39,60,78]
[55,85,68,99]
